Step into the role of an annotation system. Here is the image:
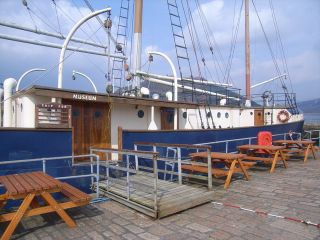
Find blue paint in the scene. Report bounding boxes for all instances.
[123,121,304,179]
[0,129,93,208]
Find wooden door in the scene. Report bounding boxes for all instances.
[63,100,111,156]
[161,108,174,130]
[254,109,264,126]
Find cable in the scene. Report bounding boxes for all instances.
[1,24,104,104]
[51,0,63,36]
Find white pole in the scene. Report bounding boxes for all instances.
[16,68,46,91]
[250,74,287,89]
[72,70,98,93]
[148,51,178,129]
[0,33,124,58]
[0,21,107,49]
[58,8,112,89]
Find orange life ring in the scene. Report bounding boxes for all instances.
[277,110,290,123]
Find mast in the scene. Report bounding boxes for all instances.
[245,0,250,101]
[132,0,143,90]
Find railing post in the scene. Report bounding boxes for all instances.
[42,158,46,173]
[225,142,229,153]
[90,149,94,186]
[96,155,100,198]
[106,152,110,191]
[177,147,182,185]
[153,153,158,214]
[134,144,139,171]
[207,148,212,190]
[248,138,252,145]
[126,154,130,200]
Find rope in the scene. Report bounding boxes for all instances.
[51,0,63,36]
[212,202,320,228]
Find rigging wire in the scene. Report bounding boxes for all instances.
[269,0,293,93]
[22,0,38,30]
[71,0,105,46]
[22,0,61,35]
[1,24,104,104]
[223,0,243,85]
[51,0,63,36]
[195,0,233,86]
[54,1,104,47]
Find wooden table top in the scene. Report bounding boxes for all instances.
[237,145,285,151]
[190,152,246,160]
[0,171,62,196]
[273,140,315,145]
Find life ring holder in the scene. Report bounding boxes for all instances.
[277,110,290,123]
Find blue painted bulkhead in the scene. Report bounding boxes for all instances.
[0,129,92,194]
[122,121,304,179]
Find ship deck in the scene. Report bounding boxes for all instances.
[2,154,319,240]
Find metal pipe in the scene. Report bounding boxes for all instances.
[58,8,112,89]
[16,68,46,91]
[251,74,287,89]
[142,76,240,100]
[0,21,107,49]
[0,33,125,58]
[136,70,233,87]
[72,70,98,93]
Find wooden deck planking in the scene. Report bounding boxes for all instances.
[95,174,213,218]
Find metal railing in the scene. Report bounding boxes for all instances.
[195,131,302,153]
[134,142,213,190]
[303,129,320,147]
[90,147,160,215]
[0,154,100,198]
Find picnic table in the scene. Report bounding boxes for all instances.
[237,145,287,173]
[0,171,91,240]
[182,152,251,189]
[273,140,317,162]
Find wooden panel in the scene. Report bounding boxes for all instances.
[62,100,111,157]
[160,108,174,130]
[254,109,264,126]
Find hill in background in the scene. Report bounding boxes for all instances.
[298,98,320,113]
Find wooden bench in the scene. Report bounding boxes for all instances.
[61,183,91,205]
[183,152,251,189]
[0,172,91,240]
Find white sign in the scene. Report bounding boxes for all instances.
[73,94,97,101]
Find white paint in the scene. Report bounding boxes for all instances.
[3,78,17,127]
[148,106,158,130]
[72,70,98,93]
[0,87,3,127]
[16,68,46,92]
[58,8,112,88]
[148,51,179,130]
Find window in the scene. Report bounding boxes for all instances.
[217,112,221,118]
[225,112,229,118]
[137,110,144,118]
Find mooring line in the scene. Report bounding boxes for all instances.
[212,202,320,228]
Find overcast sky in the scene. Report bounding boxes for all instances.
[0,0,319,101]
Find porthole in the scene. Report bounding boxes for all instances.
[94,111,102,118]
[225,112,229,118]
[217,112,221,118]
[207,112,212,118]
[72,110,80,117]
[182,112,187,119]
[250,112,253,115]
[267,112,271,115]
[137,110,144,118]
[219,125,221,128]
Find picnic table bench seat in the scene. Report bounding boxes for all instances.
[60,182,91,204]
[0,172,92,240]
